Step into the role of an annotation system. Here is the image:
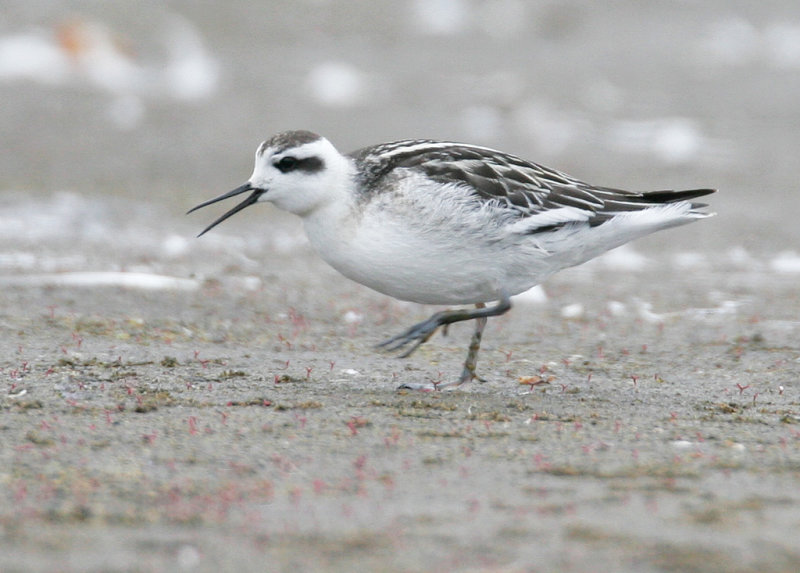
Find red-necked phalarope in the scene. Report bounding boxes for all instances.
[189,130,715,390]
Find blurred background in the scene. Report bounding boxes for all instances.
[2,0,799,282]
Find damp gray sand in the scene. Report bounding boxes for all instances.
[3,1,800,570]
[2,250,799,572]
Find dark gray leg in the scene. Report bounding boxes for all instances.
[455,304,488,386]
[381,294,512,390]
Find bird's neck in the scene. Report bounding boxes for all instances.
[299,158,359,249]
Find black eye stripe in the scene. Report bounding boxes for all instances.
[275,156,297,172]
[274,156,325,174]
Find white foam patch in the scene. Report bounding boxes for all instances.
[271,230,308,254]
[725,246,760,269]
[671,440,695,450]
[771,251,800,273]
[0,191,167,249]
[513,284,547,305]
[698,17,800,69]
[305,61,368,107]
[606,300,627,317]
[342,310,363,324]
[596,244,650,271]
[410,0,470,35]
[162,234,191,258]
[229,276,262,291]
[0,31,70,83]
[634,300,667,324]
[0,252,37,270]
[561,303,584,319]
[672,252,707,270]
[161,15,220,100]
[0,17,218,127]
[606,117,705,165]
[0,189,291,284]
[684,300,741,319]
[0,272,199,291]
[0,191,120,244]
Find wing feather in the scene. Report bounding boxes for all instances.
[351,141,715,234]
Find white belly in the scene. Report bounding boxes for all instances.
[302,193,549,305]
[298,172,702,306]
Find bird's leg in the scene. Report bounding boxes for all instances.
[381,294,511,389]
[458,306,488,385]
[425,304,490,390]
[378,295,511,357]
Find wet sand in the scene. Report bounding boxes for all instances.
[2,241,799,572]
[2,1,800,571]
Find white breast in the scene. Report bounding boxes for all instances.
[301,172,551,304]
[298,170,706,306]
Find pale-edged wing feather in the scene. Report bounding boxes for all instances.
[351,140,714,234]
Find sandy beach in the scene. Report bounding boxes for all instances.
[2,2,799,571]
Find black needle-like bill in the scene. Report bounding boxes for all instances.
[187,183,265,237]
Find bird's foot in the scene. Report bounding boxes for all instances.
[377,312,448,358]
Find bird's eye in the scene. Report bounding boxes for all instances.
[275,156,298,172]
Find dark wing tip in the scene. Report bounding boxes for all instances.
[646,188,717,203]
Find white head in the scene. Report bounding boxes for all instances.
[188,130,352,235]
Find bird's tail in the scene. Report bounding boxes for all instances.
[640,188,716,215]
[594,187,716,220]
